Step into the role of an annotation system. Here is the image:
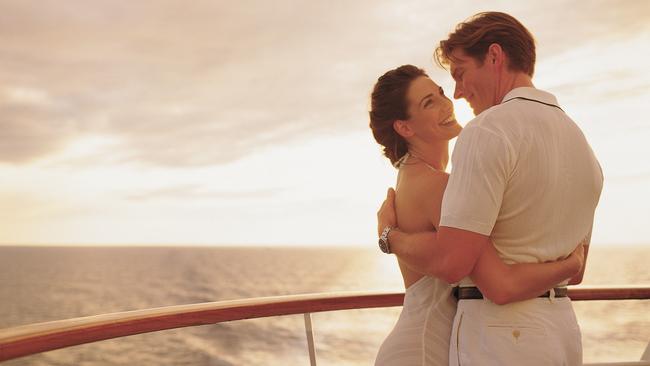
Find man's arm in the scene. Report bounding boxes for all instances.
[378,188,585,294]
[387,227,488,284]
[377,126,511,284]
[378,188,488,284]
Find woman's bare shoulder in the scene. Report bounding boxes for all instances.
[395,165,449,229]
[408,164,448,187]
[397,164,449,201]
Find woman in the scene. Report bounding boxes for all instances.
[368,65,583,366]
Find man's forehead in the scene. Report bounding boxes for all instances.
[449,49,470,68]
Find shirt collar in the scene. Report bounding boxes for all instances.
[501,87,559,106]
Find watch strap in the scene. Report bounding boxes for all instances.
[378,226,393,254]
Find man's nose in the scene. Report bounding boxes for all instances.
[453,83,463,99]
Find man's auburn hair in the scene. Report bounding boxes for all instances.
[435,12,536,77]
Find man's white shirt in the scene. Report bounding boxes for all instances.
[440,87,603,286]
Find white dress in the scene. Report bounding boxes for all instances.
[374,276,457,366]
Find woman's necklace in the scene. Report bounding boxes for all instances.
[409,152,440,172]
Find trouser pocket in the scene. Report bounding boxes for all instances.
[480,324,553,365]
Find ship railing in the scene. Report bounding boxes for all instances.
[1,286,649,365]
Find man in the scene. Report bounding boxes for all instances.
[376,12,603,365]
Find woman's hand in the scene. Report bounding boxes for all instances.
[377,188,397,236]
[566,243,586,280]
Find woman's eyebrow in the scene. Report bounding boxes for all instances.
[419,93,434,107]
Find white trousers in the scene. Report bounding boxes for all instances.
[449,297,582,366]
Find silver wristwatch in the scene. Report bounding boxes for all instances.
[378,226,393,254]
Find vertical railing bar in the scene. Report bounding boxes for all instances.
[303,312,317,366]
[642,341,650,361]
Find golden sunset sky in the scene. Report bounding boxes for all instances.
[1,0,648,246]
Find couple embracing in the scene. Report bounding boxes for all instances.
[369,12,603,366]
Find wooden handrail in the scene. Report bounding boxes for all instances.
[566,286,650,301]
[1,286,648,361]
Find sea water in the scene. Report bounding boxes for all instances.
[0,245,648,365]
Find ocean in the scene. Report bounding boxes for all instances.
[0,246,648,365]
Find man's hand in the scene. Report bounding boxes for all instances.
[377,188,397,236]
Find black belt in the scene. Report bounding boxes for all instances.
[453,286,568,300]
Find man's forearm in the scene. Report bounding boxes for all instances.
[388,226,488,284]
[388,229,440,273]
[388,229,455,282]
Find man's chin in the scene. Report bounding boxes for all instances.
[471,105,486,116]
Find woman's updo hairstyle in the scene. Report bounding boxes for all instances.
[369,65,427,166]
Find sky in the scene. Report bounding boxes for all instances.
[0,0,649,247]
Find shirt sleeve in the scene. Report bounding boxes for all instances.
[439,124,514,235]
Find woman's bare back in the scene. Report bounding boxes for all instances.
[394,158,449,288]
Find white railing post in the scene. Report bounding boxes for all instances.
[303,312,317,366]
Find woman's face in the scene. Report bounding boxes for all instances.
[404,76,462,142]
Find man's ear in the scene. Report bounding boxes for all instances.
[393,120,413,138]
[487,43,505,67]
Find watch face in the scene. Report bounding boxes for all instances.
[378,226,391,254]
[378,238,389,253]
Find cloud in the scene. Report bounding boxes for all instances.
[1,0,648,167]
[547,70,650,103]
[124,184,284,202]
[0,97,79,164]
[522,0,650,55]
[0,0,377,167]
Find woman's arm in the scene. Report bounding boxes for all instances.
[568,228,591,285]
[471,243,584,305]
